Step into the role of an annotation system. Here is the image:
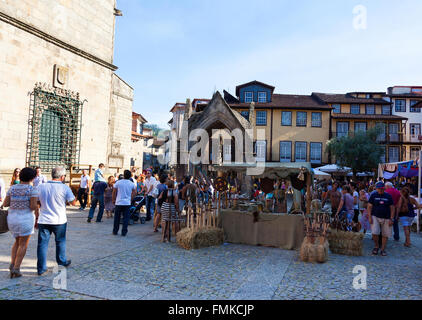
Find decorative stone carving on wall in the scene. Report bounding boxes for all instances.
[111,142,121,156]
[108,142,124,168]
[53,64,69,88]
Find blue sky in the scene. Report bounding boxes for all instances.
[113,0,422,128]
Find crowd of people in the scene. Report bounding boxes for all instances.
[320,178,420,256]
[0,164,420,278]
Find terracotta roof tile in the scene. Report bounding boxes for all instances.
[312,92,391,105]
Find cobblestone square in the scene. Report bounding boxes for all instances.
[0,208,421,300]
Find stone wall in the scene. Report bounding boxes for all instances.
[0,18,115,175]
[0,0,116,63]
[108,73,135,170]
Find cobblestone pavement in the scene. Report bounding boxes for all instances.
[0,208,421,300]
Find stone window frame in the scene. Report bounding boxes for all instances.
[296,111,307,127]
[256,111,267,126]
[281,111,292,126]
[311,112,322,127]
[310,142,322,164]
[280,141,292,162]
[295,141,307,162]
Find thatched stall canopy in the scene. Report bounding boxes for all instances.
[213,162,314,214]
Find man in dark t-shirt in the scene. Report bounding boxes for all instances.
[88,180,108,223]
[367,181,395,256]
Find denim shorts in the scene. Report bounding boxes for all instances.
[400,216,414,227]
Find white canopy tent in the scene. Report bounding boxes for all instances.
[316,164,351,174]
[313,169,331,180]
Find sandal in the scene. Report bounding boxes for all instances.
[11,269,22,278]
[380,250,387,257]
[372,248,379,256]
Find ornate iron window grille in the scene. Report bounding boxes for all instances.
[26,83,84,172]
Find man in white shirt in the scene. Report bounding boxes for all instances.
[36,167,77,276]
[0,177,6,206]
[78,169,91,210]
[33,167,48,188]
[144,169,157,221]
[112,170,137,236]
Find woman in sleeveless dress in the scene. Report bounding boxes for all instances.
[2,168,38,278]
[159,180,179,243]
[397,187,421,248]
[104,176,115,218]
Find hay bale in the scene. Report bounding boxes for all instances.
[300,237,328,263]
[176,227,224,250]
[328,230,363,256]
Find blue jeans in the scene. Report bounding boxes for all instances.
[146,196,155,220]
[113,205,131,236]
[88,194,105,222]
[393,218,400,241]
[37,223,67,274]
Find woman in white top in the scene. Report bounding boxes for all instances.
[2,168,38,278]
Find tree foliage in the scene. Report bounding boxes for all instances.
[326,126,385,175]
[144,124,164,136]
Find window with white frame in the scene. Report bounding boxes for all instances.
[245,92,253,103]
[258,92,267,103]
[280,141,292,162]
[366,105,375,115]
[256,111,267,125]
[223,144,232,163]
[332,104,341,114]
[395,99,406,112]
[410,100,421,113]
[296,112,307,127]
[389,123,399,142]
[411,147,421,160]
[310,143,322,164]
[295,142,307,162]
[281,111,292,126]
[354,122,367,132]
[410,124,421,137]
[255,141,267,162]
[389,146,399,163]
[311,112,322,127]
[336,122,349,138]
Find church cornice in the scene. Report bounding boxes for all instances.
[0,10,118,71]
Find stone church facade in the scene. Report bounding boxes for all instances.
[0,0,136,180]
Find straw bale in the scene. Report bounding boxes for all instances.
[176,227,224,250]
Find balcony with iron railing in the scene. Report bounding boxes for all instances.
[331,131,403,143]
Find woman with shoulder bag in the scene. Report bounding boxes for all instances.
[397,187,420,247]
[159,180,179,243]
[2,168,38,278]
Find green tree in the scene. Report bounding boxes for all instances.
[326,125,385,178]
[144,124,164,136]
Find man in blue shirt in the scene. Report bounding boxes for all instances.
[367,181,395,256]
[88,180,108,223]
